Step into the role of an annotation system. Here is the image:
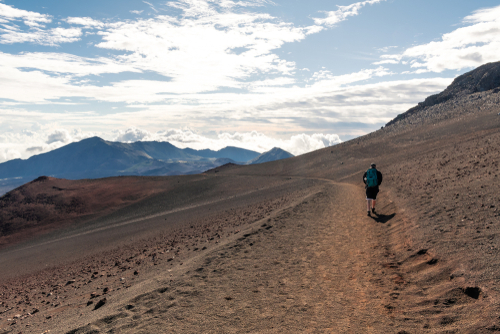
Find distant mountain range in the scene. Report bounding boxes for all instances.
[0,137,294,194]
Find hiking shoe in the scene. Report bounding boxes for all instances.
[367,211,371,216]
[372,208,376,214]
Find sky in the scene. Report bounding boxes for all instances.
[0,0,499,162]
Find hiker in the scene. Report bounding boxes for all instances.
[363,163,383,216]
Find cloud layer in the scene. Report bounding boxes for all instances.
[313,0,385,27]
[375,4,500,73]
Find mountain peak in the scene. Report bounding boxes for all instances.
[248,147,294,165]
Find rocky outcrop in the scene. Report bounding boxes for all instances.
[387,61,500,126]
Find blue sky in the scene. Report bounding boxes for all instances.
[1,0,499,161]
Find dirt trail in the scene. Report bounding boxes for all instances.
[61,181,400,333]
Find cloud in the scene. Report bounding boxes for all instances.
[0,3,51,25]
[26,146,43,152]
[216,131,341,155]
[376,46,398,53]
[114,127,151,142]
[0,51,139,77]
[313,0,385,27]
[93,3,315,94]
[0,26,82,45]
[0,126,95,163]
[375,4,500,72]
[130,10,144,15]
[142,1,159,13]
[65,17,105,28]
[0,148,21,162]
[0,3,83,46]
[46,129,72,144]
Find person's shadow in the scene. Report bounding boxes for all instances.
[371,213,396,224]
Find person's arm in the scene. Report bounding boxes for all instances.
[363,171,367,184]
[378,171,383,185]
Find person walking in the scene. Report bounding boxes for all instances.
[363,163,383,216]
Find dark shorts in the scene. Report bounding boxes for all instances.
[366,186,379,200]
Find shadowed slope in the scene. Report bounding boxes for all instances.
[0,175,191,249]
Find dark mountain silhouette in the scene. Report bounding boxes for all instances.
[0,138,264,194]
[387,60,500,126]
[248,147,294,165]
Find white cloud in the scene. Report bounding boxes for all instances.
[0,0,383,104]
[0,3,84,46]
[0,3,51,25]
[215,131,341,155]
[65,17,105,28]
[0,51,139,77]
[143,1,159,13]
[0,5,104,45]
[114,127,151,142]
[0,26,82,45]
[93,6,314,94]
[0,126,94,163]
[0,148,21,162]
[375,4,500,72]
[130,10,144,15]
[313,0,385,27]
[310,66,392,85]
[46,129,72,144]
[377,46,398,53]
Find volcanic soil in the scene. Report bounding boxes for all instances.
[1,89,500,332]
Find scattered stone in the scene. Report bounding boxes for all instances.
[65,280,76,286]
[93,298,106,310]
[133,270,139,275]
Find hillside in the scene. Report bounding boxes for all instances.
[387,60,500,126]
[0,62,500,333]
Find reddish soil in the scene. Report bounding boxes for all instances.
[0,175,202,250]
[0,91,499,333]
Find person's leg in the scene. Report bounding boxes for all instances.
[367,199,372,214]
[371,188,379,213]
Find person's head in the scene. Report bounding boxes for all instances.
[370,163,376,168]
